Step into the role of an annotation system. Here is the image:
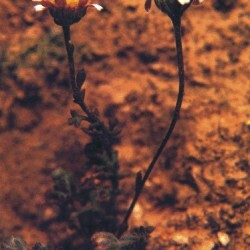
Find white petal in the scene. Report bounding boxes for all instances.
[178,0,191,5]
[91,4,103,11]
[34,4,46,11]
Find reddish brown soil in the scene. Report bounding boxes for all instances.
[0,0,249,249]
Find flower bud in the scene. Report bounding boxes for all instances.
[145,0,204,18]
[154,0,192,18]
[32,0,103,26]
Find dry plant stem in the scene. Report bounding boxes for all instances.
[117,16,184,238]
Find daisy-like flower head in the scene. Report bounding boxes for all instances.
[145,0,204,18]
[33,0,103,26]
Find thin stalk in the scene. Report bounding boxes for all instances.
[117,16,184,237]
[62,25,96,120]
[62,25,76,92]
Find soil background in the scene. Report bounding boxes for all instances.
[0,0,249,249]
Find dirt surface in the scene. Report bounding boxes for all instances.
[0,0,249,249]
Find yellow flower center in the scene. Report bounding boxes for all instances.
[66,0,80,6]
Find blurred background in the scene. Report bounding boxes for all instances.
[0,0,249,249]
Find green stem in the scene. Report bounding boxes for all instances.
[117,16,184,237]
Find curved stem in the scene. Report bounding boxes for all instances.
[117,16,184,237]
